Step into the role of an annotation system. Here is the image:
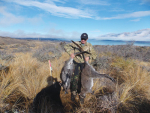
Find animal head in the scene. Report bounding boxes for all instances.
[65,58,73,66]
[61,73,71,94]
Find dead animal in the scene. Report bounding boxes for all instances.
[71,41,116,104]
[80,61,115,98]
[60,57,74,94]
[60,51,90,94]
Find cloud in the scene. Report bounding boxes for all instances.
[0,28,81,39]
[128,0,150,4]
[4,0,94,19]
[96,28,150,41]
[140,0,150,4]
[110,8,125,12]
[79,0,110,6]
[99,11,150,20]
[0,6,43,26]
[130,18,141,22]
[0,29,60,38]
[3,0,150,20]
[0,7,24,26]
[0,28,150,41]
[27,16,43,25]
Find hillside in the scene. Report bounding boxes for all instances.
[0,36,150,113]
[0,36,32,45]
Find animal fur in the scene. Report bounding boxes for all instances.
[60,51,90,94]
[32,82,64,113]
[60,58,74,94]
[71,41,116,98]
[80,62,116,97]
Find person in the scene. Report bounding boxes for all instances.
[64,33,97,102]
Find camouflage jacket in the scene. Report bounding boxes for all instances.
[64,41,97,63]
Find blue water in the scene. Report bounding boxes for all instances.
[68,39,150,46]
[17,38,150,46]
[87,39,150,46]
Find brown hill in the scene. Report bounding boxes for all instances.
[0,36,32,45]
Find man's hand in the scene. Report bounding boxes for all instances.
[71,53,75,58]
[85,57,90,62]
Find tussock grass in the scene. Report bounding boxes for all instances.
[110,57,150,112]
[75,57,150,113]
[0,51,70,112]
[111,57,150,95]
[51,52,70,81]
[0,71,21,112]
[1,43,150,112]
[8,53,49,99]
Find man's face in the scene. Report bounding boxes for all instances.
[81,38,87,44]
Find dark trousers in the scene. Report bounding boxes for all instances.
[71,60,84,94]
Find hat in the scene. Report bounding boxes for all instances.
[81,33,88,40]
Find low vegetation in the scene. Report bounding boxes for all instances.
[0,38,150,113]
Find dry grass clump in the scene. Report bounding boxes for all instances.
[0,53,51,112]
[109,57,150,112]
[110,57,150,112]
[111,57,150,93]
[75,57,150,113]
[0,71,21,112]
[0,52,70,112]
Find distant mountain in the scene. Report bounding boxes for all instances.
[1,36,150,46]
[16,38,150,46]
[89,39,150,43]
[96,28,150,41]
[16,37,72,42]
[0,28,149,42]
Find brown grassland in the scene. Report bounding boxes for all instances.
[0,37,150,113]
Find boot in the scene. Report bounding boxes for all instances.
[79,95,85,104]
[71,91,76,101]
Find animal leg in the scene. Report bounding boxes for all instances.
[89,78,94,93]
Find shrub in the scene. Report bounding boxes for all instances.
[12,46,31,53]
[92,56,112,71]
[32,44,62,62]
[94,45,150,62]
[0,50,15,62]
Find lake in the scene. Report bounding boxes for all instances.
[86,39,150,46]
[18,38,150,46]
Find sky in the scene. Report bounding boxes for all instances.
[0,0,150,41]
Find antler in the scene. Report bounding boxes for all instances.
[71,40,88,63]
[71,40,84,52]
[75,51,91,56]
